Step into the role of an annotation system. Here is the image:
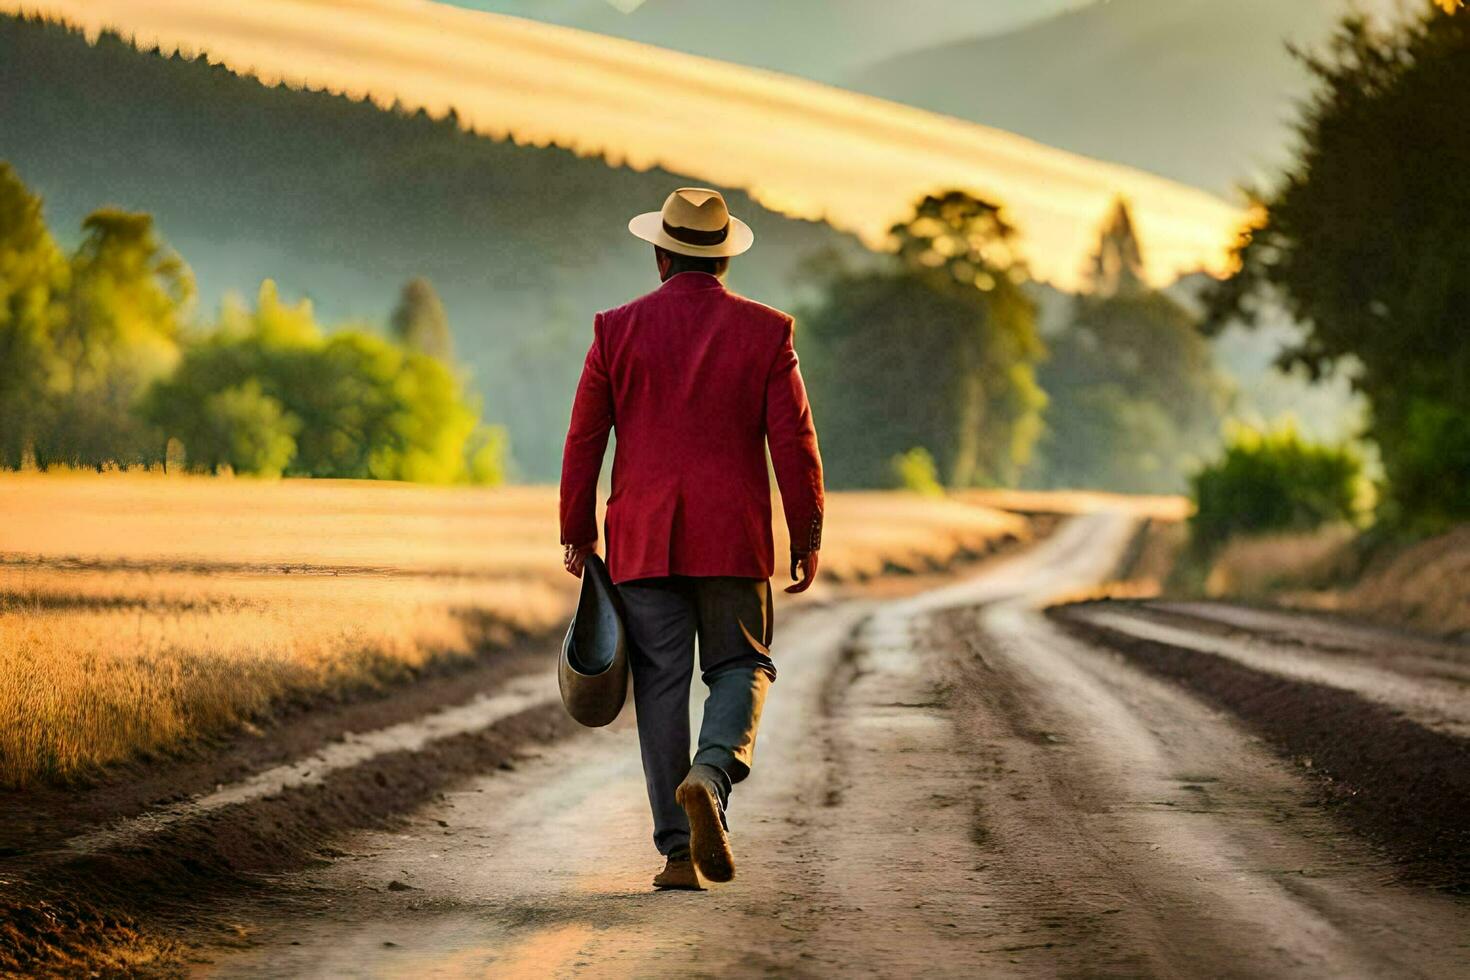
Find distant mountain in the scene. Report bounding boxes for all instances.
[0,9,1357,481]
[851,0,1373,194]
[12,0,1241,290]
[447,0,1091,83]
[0,15,870,479]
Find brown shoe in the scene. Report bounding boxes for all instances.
[653,855,703,891]
[675,765,735,883]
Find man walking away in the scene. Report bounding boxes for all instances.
[560,187,824,890]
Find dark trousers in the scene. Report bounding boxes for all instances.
[616,575,776,856]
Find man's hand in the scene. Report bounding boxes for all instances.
[785,550,820,594]
[564,542,597,578]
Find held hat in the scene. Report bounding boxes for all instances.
[628,187,754,258]
[557,553,629,727]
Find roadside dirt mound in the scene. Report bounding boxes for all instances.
[1200,523,1470,640]
[1203,525,1359,598]
[1052,605,1470,893]
[0,702,579,975]
[0,641,553,859]
[0,622,583,980]
[1339,525,1470,639]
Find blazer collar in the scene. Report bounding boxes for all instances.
[657,271,727,295]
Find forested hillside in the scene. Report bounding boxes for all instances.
[852,0,1359,194]
[0,15,870,477]
[1,12,1363,488]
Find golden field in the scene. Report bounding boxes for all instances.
[0,472,1025,787]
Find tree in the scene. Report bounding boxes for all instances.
[1086,197,1146,298]
[1032,199,1227,493]
[0,163,65,467]
[390,276,453,361]
[1204,3,1469,531]
[42,208,192,467]
[466,424,511,486]
[0,168,508,483]
[196,379,298,477]
[804,191,1045,489]
[145,281,498,484]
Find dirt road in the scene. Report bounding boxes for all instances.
[201,513,1469,978]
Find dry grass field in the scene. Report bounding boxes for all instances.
[0,472,1025,787]
[1223,523,1470,639]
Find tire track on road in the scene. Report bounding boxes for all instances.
[188,513,1469,978]
[1051,609,1470,894]
[1063,605,1470,737]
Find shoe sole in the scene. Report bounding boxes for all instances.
[676,782,735,883]
[652,877,705,892]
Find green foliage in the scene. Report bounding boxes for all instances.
[0,161,506,483]
[198,379,298,477]
[804,191,1045,490]
[0,14,870,479]
[41,208,192,466]
[0,165,192,468]
[1372,395,1470,534]
[0,161,65,467]
[1189,426,1363,558]
[466,425,511,486]
[1030,200,1227,494]
[890,447,944,496]
[1204,4,1470,530]
[145,282,496,483]
[391,276,453,362]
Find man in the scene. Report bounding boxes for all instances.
[559,187,824,891]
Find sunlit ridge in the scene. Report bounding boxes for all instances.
[7,0,1245,289]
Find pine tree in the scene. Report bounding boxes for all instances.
[1086,197,1146,298]
[390,276,453,362]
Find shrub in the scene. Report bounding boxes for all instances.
[144,281,498,483]
[1189,425,1362,558]
[890,447,943,496]
[198,379,298,477]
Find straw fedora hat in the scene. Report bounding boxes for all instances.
[558,553,629,728]
[629,187,754,258]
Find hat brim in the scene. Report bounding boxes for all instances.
[628,211,754,258]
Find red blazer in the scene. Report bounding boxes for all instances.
[560,272,824,584]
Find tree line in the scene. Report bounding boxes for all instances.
[0,163,505,482]
[1203,1,1467,536]
[0,158,1224,492]
[802,191,1225,496]
[4,2,1457,516]
[810,1,1467,546]
[0,12,865,480]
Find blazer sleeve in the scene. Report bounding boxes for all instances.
[765,317,825,555]
[559,313,613,548]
